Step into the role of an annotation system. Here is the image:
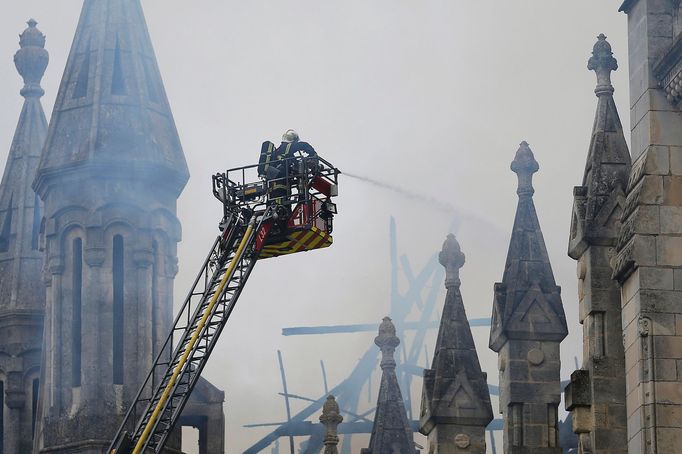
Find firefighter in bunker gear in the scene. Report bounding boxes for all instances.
[258,130,318,206]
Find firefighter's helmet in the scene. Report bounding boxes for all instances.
[282,129,300,144]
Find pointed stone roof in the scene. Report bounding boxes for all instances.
[362,317,417,454]
[568,34,631,258]
[420,235,493,433]
[0,20,48,312]
[33,0,189,198]
[489,143,568,351]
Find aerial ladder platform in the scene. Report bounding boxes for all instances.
[108,154,339,454]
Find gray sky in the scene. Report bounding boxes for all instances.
[0,2,629,453]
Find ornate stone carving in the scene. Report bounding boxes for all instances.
[587,34,617,96]
[511,141,539,197]
[13,19,48,98]
[320,395,342,454]
[454,433,471,449]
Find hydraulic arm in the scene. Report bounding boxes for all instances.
[109,154,339,454]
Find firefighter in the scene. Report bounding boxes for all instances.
[258,130,318,205]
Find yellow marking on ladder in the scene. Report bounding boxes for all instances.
[131,222,255,454]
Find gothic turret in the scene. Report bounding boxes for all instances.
[32,1,198,452]
[361,317,418,454]
[420,235,493,453]
[565,35,630,454]
[489,142,567,453]
[0,19,49,454]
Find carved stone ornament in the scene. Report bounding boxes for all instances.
[638,316,651,337]
[454,433,471,449]
[527,348,545,366]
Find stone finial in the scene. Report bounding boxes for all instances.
[320,395,343,454]
[439,234,465,289]
[375,317,400,369]
[588,34,618,96]
[14,19,48,98]
[511,141,539,197]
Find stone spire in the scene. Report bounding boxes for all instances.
[420,235,493,454]
[319,395,343,454]
[565,36,630,454]
[0,19,49,454]
[0,19,48,310]
[489,143,567,453]
[490,142,567,349]
[569,34,631,258]
[33,0,190,199]
[32,2,213,452]
[361,317,417,454]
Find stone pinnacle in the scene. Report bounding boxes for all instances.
[511,141,539,197]
[14,19,48,98]
[588,33,617,96]
[375,317,400,369]
[320,395,343,454]
[439,233,465,289]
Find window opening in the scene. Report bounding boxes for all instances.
[72,238,83,387]
[113,235,124,384]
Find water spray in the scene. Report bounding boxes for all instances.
[342,171,458,214]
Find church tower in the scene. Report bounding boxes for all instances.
[616,1,682,451]
[420,235,493,454]
[564,35,630,454]
[0,19,49,454]
[32,0,189,451]
[489,142,568,453]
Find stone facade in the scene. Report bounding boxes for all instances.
[489,142,568,453]
[362,317,418,454]
[564,35,631,454]
[419,235,493,454]
[27,1,223,452]
[0,20,49,454]
[615,1,682,452]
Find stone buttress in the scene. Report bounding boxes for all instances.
[419,235,493,454]
[0,19,49,454]
[615,1,682,452]
[362,317,418,454]
[564,34,631,454]
[489,142,568,454]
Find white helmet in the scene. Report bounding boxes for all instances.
[282,129,300,143]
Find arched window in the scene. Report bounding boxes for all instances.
[31,194,41,250]
[31,378,39,437]
[72,238,83,387]
[113,235,124,384]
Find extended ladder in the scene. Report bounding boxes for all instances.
[109,209,268,454]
